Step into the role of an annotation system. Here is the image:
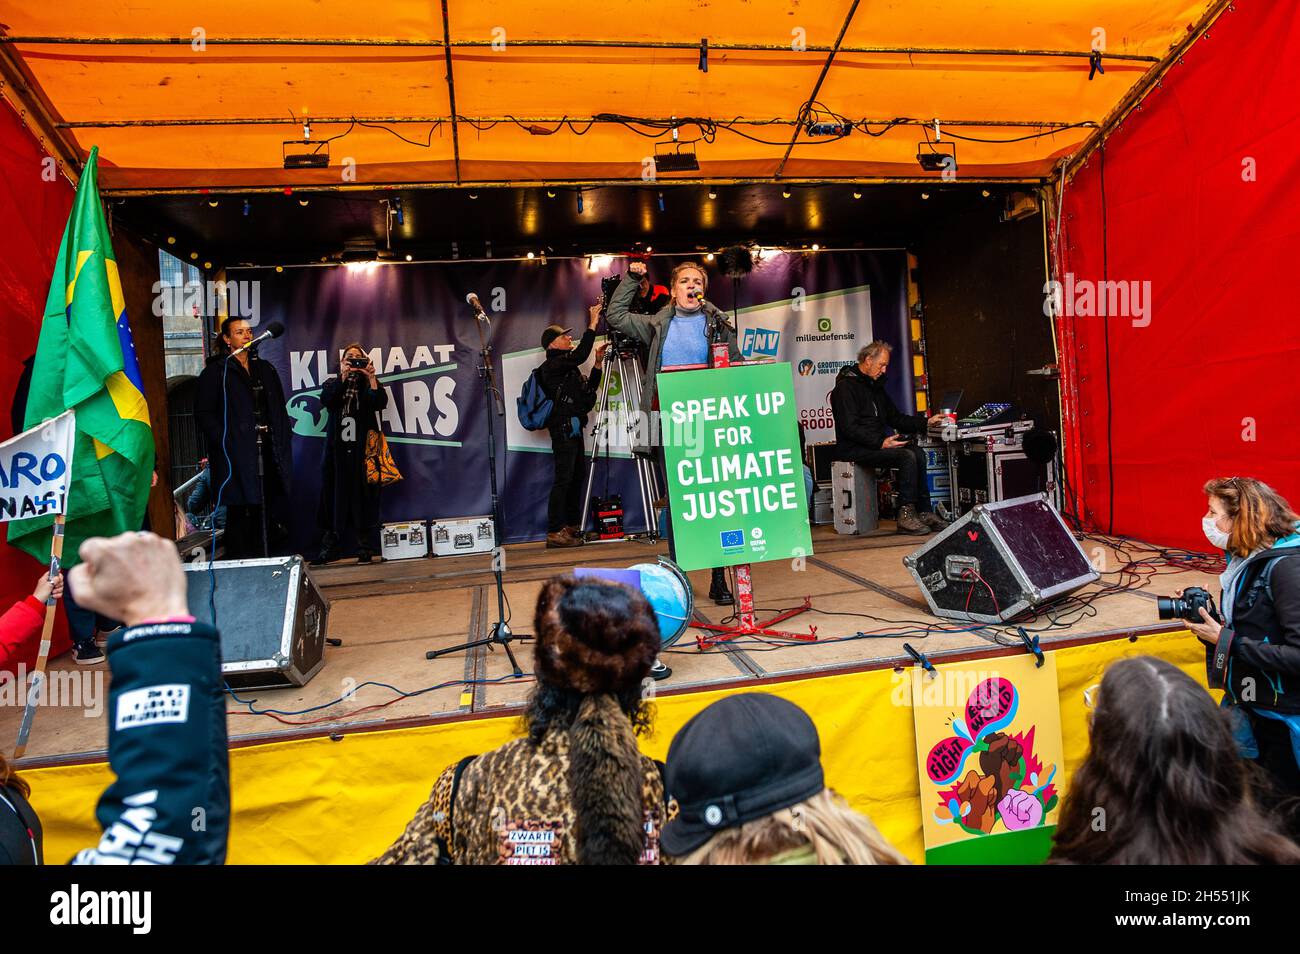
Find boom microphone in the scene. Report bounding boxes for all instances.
[228,321,285,357]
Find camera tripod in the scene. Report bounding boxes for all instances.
[578,334,663,542]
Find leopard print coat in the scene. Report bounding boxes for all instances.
[371,723,664,865]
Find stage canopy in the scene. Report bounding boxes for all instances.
[0,1,1216,192]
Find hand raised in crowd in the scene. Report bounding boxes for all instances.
[627,260,647,278]
[32,572,64,604]
[67,531,189,628]
[588,303,602,329]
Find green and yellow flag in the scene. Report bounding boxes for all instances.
[8,147,154,565]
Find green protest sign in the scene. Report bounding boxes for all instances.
[658,362,813,572]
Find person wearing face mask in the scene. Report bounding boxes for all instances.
[830,341,948,535]
[605,259,742,606]
[1182,476,1300,835]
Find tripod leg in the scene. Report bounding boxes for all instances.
[578,359,615,534]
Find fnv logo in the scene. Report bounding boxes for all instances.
[740,327,780,357]
[50,884,152,934]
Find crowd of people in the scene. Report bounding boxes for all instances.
[4,467,1295,865]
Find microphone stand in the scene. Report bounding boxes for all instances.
[426,306,524,677]
[247,346,271,558]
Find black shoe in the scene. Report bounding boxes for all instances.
[357,551,374,564]
[709,568,735,605]
[310,550,338,567]
[74,642,106,666]
[650,660,672,681]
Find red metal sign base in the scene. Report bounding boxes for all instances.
[694,564,818,648]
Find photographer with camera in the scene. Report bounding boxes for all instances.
[539,306,608,549]
[312,344,390,565]
[605,258,743,604]
[1173,476,1300,832]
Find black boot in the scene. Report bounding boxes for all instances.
[709,567,734,605]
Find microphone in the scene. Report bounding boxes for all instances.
[466,292,488,319]
[228,321,285,357]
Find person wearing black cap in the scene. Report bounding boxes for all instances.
[371,576,665,865]
[538,306,607,548]
[662,693,907,865]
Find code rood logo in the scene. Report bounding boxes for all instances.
[50,885,152,935]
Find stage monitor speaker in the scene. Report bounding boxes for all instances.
[902,493,1097,623]
[182,556,329,690]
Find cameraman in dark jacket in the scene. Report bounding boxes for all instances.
[539,305,607,548]
[830,342,947,535]
[1184,477,1300,835]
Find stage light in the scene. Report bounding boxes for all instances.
[190,252,198,260]
[468,193,478,200]
[243,199,250,217]
[404,253,412,261]
[275,266,284,273]
[705,252,714,261]
[708,189,717,199]
[526,251,535,260]
[207,200,219,208]
[203,261,212,269]
[782,189,791,199]
[166,236,176,245]
[921,192,930,200]
[657,191,665,212]
[653,143,699,173]
[981,189,991,197]
[916,140,957,173]
[546,190,556,198]
[811,244,820,251]
[852,191,862,199]
[577,190,584,214]
[646,246,653,253]
[390,197,403,224]
[345,261,378,273]
[298,199,309,207]
[588,254,613,272]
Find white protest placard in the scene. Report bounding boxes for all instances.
[0,410,76,522]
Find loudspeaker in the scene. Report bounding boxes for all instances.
[183,556,330,690]
[902,493,1097,623]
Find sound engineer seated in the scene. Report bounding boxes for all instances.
[830,342,947,535]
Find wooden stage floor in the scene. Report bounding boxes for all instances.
[6,523,1214,765]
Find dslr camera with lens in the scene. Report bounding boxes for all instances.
[1157,586,1221,624]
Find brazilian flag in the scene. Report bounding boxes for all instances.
[8,146,154,566]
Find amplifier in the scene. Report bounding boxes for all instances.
[903,494,1097,623]
[182,556,329,690]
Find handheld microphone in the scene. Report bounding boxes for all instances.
[229,321,285,357]
[466,292,488,319]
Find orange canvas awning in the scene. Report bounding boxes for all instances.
[0,0,1219,192]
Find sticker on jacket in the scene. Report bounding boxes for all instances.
[115,684,191,731]
[498,820,564,865]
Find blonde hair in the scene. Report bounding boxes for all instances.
[670,261,708,291]
[676,788,909,865]
[1204,477,1299,558]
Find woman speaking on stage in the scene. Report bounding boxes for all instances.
[312,344,389,565]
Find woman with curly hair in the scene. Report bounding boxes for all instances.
[372,575,664,865]
[1049,656,1300,864]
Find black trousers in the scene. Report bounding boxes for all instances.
[849,443,932,511]
[1251,713,1300,841]
[548,435,586,533]
[223,502,290,560]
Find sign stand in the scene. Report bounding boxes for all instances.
[14,514,65,760]
[680,345,817,649]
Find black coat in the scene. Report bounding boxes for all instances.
[1214,543,1300,713]
[829,364,926,460]
[539,330,603,441]
[317,372,388,532]
[195,353,293,506]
